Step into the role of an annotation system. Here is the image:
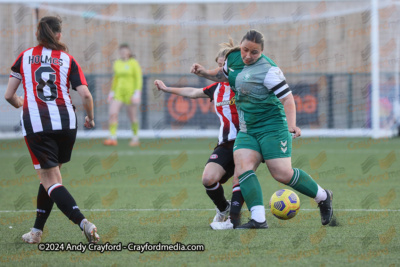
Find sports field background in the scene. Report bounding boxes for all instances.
[0,137,399,266]
[1,1,399,136]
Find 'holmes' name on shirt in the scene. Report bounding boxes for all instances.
[28,55,63,66]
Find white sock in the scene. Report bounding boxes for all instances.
[250,205,266,223]
[80,219,88,230]
[314,185,327,203]
[32,228,42,233]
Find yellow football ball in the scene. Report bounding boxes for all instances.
[269,189,300,220]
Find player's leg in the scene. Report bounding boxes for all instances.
[210,141,244,229]
[210,173,245,230]
[104,99,123,146]
[220,141,244,227]
[234,148,267,229]
[23,131,99,243]
[229,175,244,228]
[127,91,141,146]
[56,129,100,242]
[38,167,98,242]
[266,158,333,225]
[202,162,230,222]
[262,130,333,225]
[31,171,54,236]
[32,163,63,235]
[22,134,55,243]
[231,132,266,229]
[28,135,73,241]
[207,141,244,229]
[22,180,54,243]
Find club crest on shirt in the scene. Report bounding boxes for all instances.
[210,154,218,159]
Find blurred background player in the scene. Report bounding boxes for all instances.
[104,44,143,147]
[154,40,244,229]
[5,16,100,243]
[191,30,333,229]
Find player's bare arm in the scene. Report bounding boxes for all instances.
[76,85,95,129]
[154,79,208,99]
[190,64,228,83]
[4,77,23,108]
[279,93,301,138]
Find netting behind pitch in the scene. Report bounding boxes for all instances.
[0,1,399,137]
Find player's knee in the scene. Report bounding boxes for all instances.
[235,158,253,172]
[202,174,218,187]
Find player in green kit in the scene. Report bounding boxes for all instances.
[191,30,333,229]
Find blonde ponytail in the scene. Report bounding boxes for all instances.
[217,37,240,61]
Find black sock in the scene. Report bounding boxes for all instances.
[205,182,228,212]
[48,184,85,227]
[33,184,54,231]
[229,183,244,228]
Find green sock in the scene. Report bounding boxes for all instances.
[288,168,318,198]
[238,170,263,211]
[131,122,139,136]
[110,123,118,137]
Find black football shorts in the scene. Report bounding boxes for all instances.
[206,140,235,184]
[24,129,77,169]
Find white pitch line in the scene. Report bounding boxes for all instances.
[0,208,399,214]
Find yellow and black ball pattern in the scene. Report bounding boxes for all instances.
[269,189,300,220]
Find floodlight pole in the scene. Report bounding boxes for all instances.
[371,0,380,138]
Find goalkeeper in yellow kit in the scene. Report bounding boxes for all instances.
[104,44,143,147]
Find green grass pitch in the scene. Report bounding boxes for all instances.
[0,137,399,266]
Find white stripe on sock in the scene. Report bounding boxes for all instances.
[289,169,295,186]
[47,183,62,196]
[290,168,299,186]
[232,187,241,192]
[294,168,300,186]
[239,172,255,184]
[205,182,220,191]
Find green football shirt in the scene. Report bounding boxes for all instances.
[223,51,291,134]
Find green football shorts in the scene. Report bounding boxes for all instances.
[233,130,292,160]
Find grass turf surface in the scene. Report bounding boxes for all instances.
[0,137,399,266]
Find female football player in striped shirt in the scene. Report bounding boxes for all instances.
[5,16,100,243]
[154,41,244,229]
[191,30,333,229]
